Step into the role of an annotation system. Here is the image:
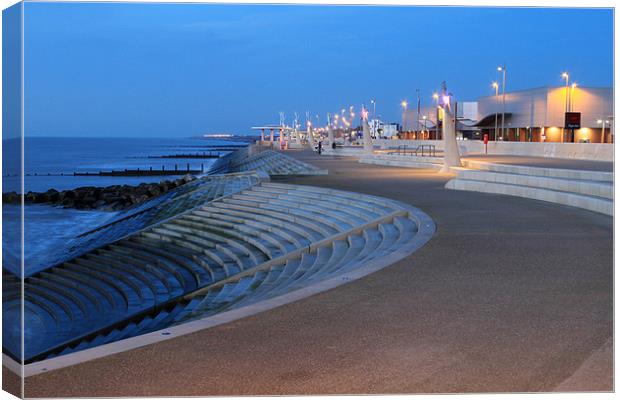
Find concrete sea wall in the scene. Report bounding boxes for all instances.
[372,139,613,161]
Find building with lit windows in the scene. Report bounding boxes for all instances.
[476,86,613,143]
[402,86,613,143]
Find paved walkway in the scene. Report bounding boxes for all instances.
[15,151,612,396]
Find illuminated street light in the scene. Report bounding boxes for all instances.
[497,65,507,140]
[492,82,499,141]
[561,72,570,142]
[401,100,408,132]
[570,82,577,111]
[370,99,376,120]
[562,73,570,109]
[432,93,440,140]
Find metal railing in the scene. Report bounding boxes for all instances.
[389,144,436,157]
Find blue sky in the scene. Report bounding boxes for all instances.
[22,3,613,137]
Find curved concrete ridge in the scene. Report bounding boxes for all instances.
[445,161,613,216]
[11,192,435,377]
[460,159,613,182]
[446,178,613,216]
[230,150,328,176]
[452,170,613,200]
[351,152,613,216]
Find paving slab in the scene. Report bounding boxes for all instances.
[19,150,612,396]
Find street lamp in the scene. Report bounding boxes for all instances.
[561,72,570,142]
[401,100,408,132]
[432,92,440,140]
[562,72,570,110]
[597,119,610,143]
[497,65,507,140]
[370,99,376,120]
[492,81,499,141]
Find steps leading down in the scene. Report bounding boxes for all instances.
[8,182,434,365]
[445,162,613,216]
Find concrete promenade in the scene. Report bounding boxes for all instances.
[13,150,612,396]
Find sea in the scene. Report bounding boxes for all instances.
[2,136,247,276]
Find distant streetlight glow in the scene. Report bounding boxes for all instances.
[361,107,369,121]
[401,100,408,132]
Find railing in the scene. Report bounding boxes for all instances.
[389,144,436,157]
[413,144,436,157]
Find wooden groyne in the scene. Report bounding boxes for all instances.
[73,163,205,177]
[147,152,220,159]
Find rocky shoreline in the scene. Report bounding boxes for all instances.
[2,175,196,211]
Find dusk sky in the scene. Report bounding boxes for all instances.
[23,3,613,137]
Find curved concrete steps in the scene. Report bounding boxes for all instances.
[24,172,266,277]
[446,166,613,216]
[14,183,433,364]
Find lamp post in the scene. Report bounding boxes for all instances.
[562,72,569,142]
[370,99,376,120]
[598,119,610,143]
[401,100,408,133]
[432,92,439,140]
[416,89,421,134]
[492,82,499,141]
[498,65,507,140]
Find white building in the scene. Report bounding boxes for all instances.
[370,119,400,138]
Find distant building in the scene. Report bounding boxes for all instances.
[403,101,480,140]
[402,86,613,143]
[476,86,613,143]
[370,119,400,138]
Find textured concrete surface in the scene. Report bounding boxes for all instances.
[2,366,21,398]
[20,150,612,396]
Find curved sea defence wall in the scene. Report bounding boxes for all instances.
[325,140,613,161]
[4,146,434,376]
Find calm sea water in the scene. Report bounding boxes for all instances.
[3,136,241,193]
[2,136,246,276]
